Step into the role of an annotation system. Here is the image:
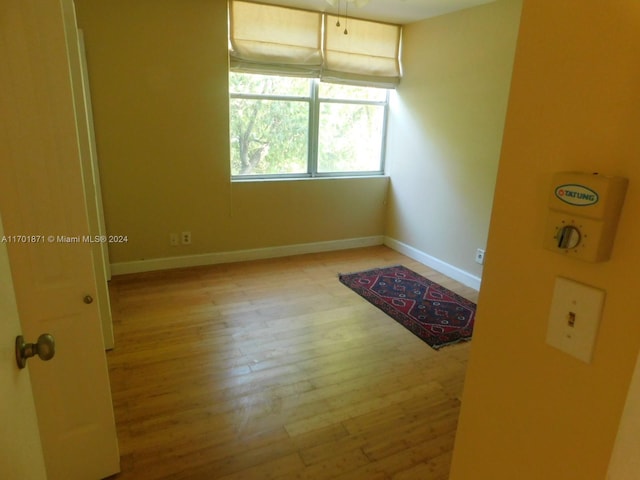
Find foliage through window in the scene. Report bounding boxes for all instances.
[229,73,389,178]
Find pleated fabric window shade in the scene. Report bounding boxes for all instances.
[228,1,402,88]
[229,1,323,77]
[323,15,402,87]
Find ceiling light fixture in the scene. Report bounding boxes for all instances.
[325,0,370,35]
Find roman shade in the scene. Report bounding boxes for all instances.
[323,15,402,87]
[229,1,323,77]
[228,0,403,87]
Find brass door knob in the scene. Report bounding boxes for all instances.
[15,333,56,369]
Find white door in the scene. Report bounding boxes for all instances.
[68,14,114,350]
[0,0,120,478]
[0,215,47,480]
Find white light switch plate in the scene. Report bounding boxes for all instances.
[546,277,605,363]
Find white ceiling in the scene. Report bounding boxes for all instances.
[248,0,495,24]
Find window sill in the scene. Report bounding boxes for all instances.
[231,174,388,183]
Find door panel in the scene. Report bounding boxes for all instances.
[78,28,115,349]
[0,0,119,478]
[0,215,47,480]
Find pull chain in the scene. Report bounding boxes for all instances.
[343,0,349,35]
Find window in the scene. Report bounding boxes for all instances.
[227,1,401,179]
[229,72,389,178]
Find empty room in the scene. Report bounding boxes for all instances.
[2,1,640,479]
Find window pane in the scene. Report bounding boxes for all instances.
[229,72,310,97]
[230,98,309,175]
[317,103,384,173]
[318,82,387,102]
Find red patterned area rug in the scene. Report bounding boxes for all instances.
[339,265,476,350]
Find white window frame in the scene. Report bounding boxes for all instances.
[229,74,389,180]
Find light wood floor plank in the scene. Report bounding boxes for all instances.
[106,246,478,479]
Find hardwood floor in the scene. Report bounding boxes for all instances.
[106,246,479,480]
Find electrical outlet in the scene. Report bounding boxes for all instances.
[475,248,485,265]
[181,231,192,245]
[169,233,179,246]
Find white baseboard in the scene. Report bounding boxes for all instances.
[383,236,481,291]
[110,236,384,276]
[110,235,482,290]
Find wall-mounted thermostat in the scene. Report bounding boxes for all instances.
[544,172,628,262]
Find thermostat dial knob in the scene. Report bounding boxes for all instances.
[557,225,581,249]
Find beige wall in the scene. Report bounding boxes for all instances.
[74,0,388,265]
[450,1,640,478]
[385,0,522,278]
